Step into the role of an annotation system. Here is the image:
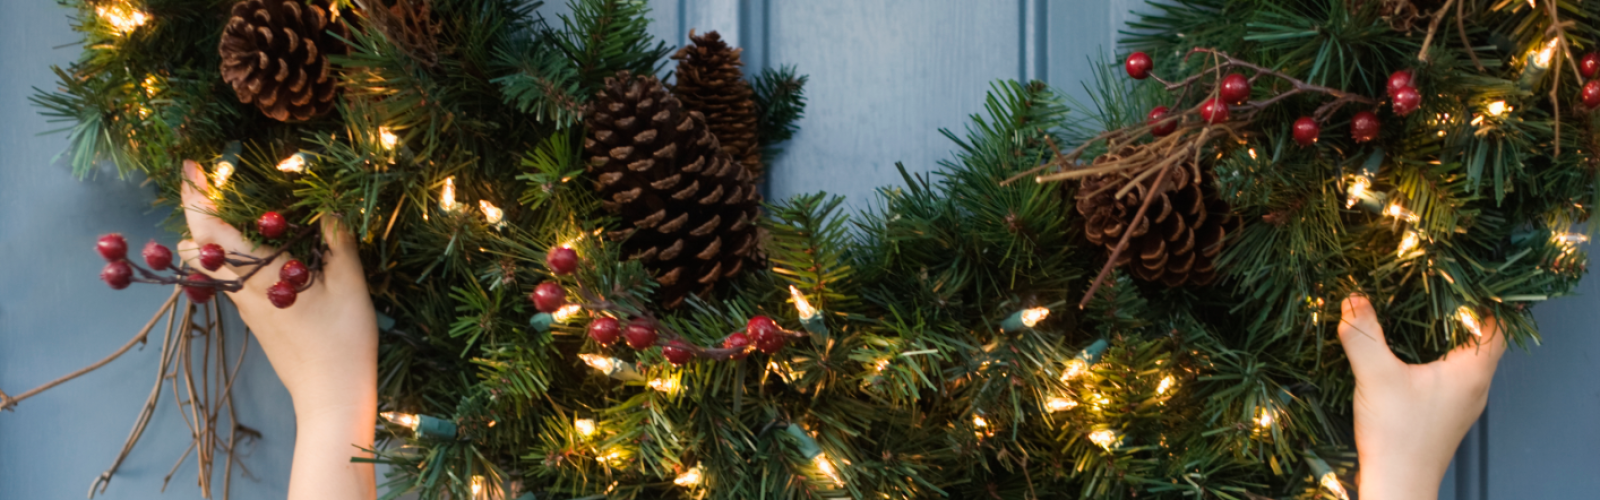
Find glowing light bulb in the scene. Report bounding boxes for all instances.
[1256,408,1274,429]
[1020,307,1050,327]
[1554,232,1588,255]
[1346,176,1371,209]
[479,200,504,227]
[378,127,399,150]
[1385,203,1418,222]
[1486,101,1508,116]
[97,5,149,35]
[649,378,680,394]
[1088,429,1120,450]
[551,304,582,323]
[1456,306,1484,337]
[1060,359,1088,381]
[1157,375,1175,395]
[579,354,616,374]
[276,153,306,173]
[213,161,235,189]
[471,475,487,499]
[575,418,596,437]
[972,415,988,428]
[1397,230,1422,258]
[873,358,890,372]
[440,177,459,212]
[674,465,703,487]
[789,285,818,319]
[1533,38,1560,69]
[1320,472,1351,500]
[1247,148,1258,160]
[380,411,420,430]
[597,449,623,465]
[1046,398,1077,412]
[813,454,843,485]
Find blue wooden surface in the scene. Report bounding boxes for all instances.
[1,2,1592,499]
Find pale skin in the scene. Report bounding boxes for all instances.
[1339,294,1507,500]
[176,154,1503,499]
[178,160,378,500]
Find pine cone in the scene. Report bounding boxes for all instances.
[671,31,762,179]
[219,0,348,122]
[584,71,762,308]
[1077,146,1239,287]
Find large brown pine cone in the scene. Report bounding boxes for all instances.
[671,30,762,179]
[584,71,762,308]
[219,0,348,122]
[1077,147,1239,287]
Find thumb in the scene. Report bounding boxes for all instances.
[1338,294,1403,379]
[319,214,364,285]
[180,160,247,248]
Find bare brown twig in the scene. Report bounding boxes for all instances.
[0,287,181,412]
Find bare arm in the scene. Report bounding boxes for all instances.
[1339,294,1506,500]
[179,160,378,500]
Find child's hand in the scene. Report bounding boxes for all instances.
[1339,294,1506,500]
[178,160,376,500]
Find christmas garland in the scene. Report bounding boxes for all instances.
[22,0,1598,499]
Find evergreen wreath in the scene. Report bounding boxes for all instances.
[15,0,1597,498]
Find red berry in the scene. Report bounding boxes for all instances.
[748,316,785,354]
[1292,117,1320,147]
[1125,52,1153,80]
[142,241,173,271]
[624,319,658,350]
[1351,111,1381,143]
[531,282,566,313]
[547,246,578,276]
[101,261,133,290]
[663,340,694,365]
[267,281,297,308]
[96,234,128,261]
[1583,80,1600,109]
[1391,85,1421,116]
[184,274,216,303]
[722,332,752,360]
[257,211,288,239]
[1386,70,1413,98]
[199,243,227,271]
[587,317,621,345]
[1199,98,1230,124]
[1147,106,1177,137]
[1581,52,1599,79]
[280,259,310,288]
[1219,73,1251,104]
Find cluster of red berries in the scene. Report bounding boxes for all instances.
[95,210,312,309]
[584,315,786,366]
[1126,51,1406,148]
[1581,52,1600,109]
[533,244,790,366]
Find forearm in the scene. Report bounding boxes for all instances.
[289,389,377,500]
[1358,460,1443,500]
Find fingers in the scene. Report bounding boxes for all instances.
[181,160,274,270]
[319,215,364,287]
[1442,313,1509,381]
[1338,294,1404,379]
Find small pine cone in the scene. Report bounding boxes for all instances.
[584,71,762,308]
[1077,146,1239,287]
[219,0,348,121]
[671,30,762,179]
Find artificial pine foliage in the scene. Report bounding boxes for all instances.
[671,30,763,178]
[584,71,762,308]
[32,0,1600,500]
